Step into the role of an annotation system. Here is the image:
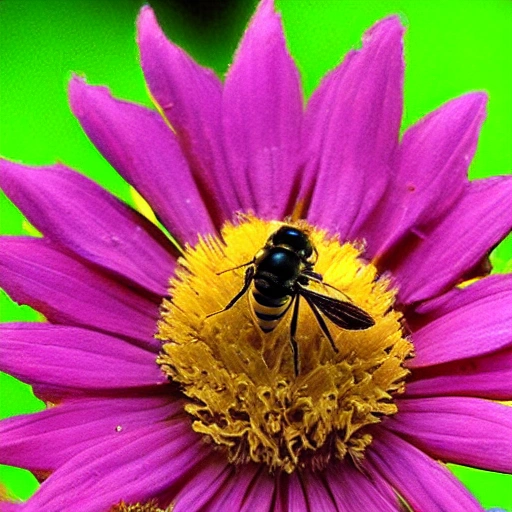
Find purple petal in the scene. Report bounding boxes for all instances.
[0,324,165,394]
[0,237,160,351]
[203,465,275,512]
[289,472,338,512]
[17,421,208,512]
[0,160,176,297]
[388,397,512,473]
[409,275,512,368]
[325,463,399,512]
[0,504,20,512]
[415,273,511,317]
[406,344,512,400]
[366,429,483,512]
[222,0,303,219]
[137,7,235,226]
[0,393,181,471]
[273,464,398,512]
[238,469,276,512]
[362,93,487,259]
[69,77,214,245]
[392,175,512,304]
[304,17,404,238]
[172,456,232,512]
[286,474,309,511]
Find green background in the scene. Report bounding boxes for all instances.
[1,0,511,508]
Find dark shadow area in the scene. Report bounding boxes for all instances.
[150,0,259,72]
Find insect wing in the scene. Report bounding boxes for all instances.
[300,288,374,330]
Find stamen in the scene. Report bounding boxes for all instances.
[111,499,173,512]
[157,215,413,473]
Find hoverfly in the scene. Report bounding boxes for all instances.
[207,226,375,375]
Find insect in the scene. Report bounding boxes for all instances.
[207,226,375,375]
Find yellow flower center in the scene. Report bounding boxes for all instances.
[111,500,172,512]
[157,215,412,473]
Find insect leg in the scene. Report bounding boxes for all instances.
[206,266,255,318]
[302,269,323,282]
[301,293,339,354]
[289,294,300,376]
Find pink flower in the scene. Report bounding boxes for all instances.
[1,1,511,510]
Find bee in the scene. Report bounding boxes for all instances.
[207,226,375,375]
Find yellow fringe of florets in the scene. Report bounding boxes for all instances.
[157,215,412,473]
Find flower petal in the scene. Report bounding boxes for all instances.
[222,0,303,218]
[69,76,214,245]
[202,465,275,512]
[325,463,399,512]
[415,272,511,317]
[0,160,176,297]
[288,472,337,512]
[388,397,512,473]
[366,429,483,512]
[0,237,160,350]
[137,6,235,225]
[0,324,165,394]
[0,503,20,512]
[236,469,276,512]
[363,93,487,258]
[172,456,232,512]
[304,17,404,238]
[286,474,308,511]
[405,344,512,400]
[394,175,512,304]
[16,421,208,512]
[409,275,512,368]
[0,394,181,471]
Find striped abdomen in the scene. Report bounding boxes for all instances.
[250,284,292,333]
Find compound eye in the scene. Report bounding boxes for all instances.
[302,244,314,259]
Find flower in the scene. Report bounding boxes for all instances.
[1,0,512,510]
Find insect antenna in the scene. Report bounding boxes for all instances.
[216,260,253,276]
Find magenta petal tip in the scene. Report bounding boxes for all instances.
[68,74,92,116]
[363,15,406,46]
[136,4,160,41]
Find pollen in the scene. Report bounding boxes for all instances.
[111,500,173,512]
[157,215,413,473]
